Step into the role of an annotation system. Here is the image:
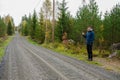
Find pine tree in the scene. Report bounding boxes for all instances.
[74,5,90,43]
[103,11,111,47]
[103,4,120,46]
[74,0,102,45]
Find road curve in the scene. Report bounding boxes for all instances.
[0,34,120,80]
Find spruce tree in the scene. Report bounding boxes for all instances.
[0,17,6,37]
[56,0,72,41]
[35,9,45,43]
[30,10,38,39]
[7,21,13,35]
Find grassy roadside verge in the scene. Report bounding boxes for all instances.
[0,36,13,62]
[42,43,102,66]
[27,38,101,65]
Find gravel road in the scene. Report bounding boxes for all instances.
[0,34,120,80]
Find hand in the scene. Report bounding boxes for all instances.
[82,32,85,35]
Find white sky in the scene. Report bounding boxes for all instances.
[0,0,120,26]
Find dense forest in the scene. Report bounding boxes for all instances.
[19,0,120,56]
[0,15,14,39]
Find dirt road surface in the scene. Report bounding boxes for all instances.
[0,34,120,80]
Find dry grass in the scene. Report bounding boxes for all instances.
[95,57,120,73]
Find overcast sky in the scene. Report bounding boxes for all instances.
[0,0,120,26]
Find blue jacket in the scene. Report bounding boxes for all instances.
[83,31,95,45]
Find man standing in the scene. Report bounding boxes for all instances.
[82,27,95,61]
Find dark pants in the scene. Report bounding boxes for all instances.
[87,44,93,61]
